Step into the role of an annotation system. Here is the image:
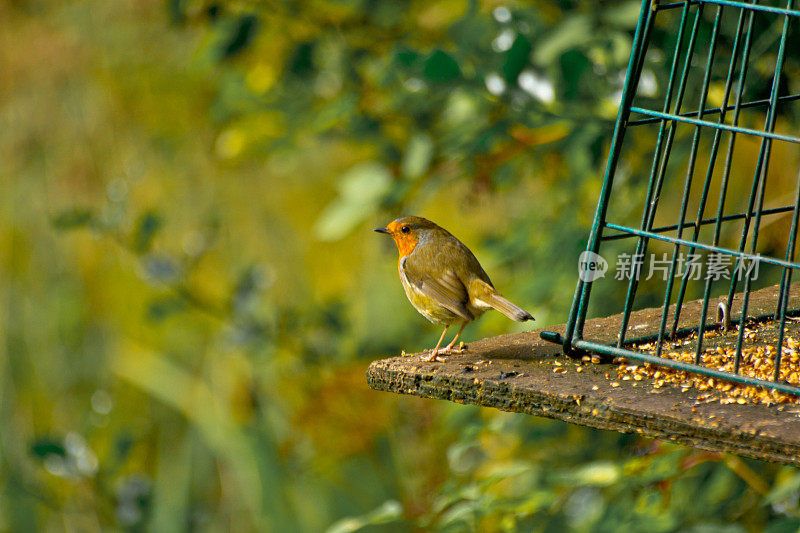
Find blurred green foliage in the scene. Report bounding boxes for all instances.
[2,0,800,531]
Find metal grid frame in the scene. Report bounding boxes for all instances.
[542,0,800,395]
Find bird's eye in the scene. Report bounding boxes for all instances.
[401,225,411,234]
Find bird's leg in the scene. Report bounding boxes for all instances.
[421,326,449,362]
[442,322,468,353]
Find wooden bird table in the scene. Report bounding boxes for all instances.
[367,284,800,466]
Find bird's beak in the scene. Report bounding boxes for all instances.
[373,227,390,234]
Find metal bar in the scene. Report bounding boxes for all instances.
[655,1,693,9]
[655,0,800,16]
[573,339,800,395]
[656,4,724,363]
[603,222,800,269]
[772,166,800,381]
[562,0,655,353]
[732,0,794,370]
[629,108,800,144]
[618,2,701,349]
[772,4,800,382]
[621,308,800,347]
[692,0,800,16]
[601,206,795,241]
[672,4,744,359]
[628,94,800,126]
[726,6,779,368]
[774,269,796,380]
[572,5,657,342]
[700,3,757,374]
[577,2,659,340]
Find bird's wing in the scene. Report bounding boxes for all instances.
[400,250,473,322]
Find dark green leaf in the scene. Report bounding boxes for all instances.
[30,437,66,458]
[115,434,135,460]
[51,208,94,230]
[288,42,314,77]
[559,49,590,99]
[219,14,258,60]
[147,296,187,321]
[502,34,532,82]
[423,50,461,83]
[395,47,422,67]
[133,210,162,254]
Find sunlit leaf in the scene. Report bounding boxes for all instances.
[600,1,645,28]
[314,161,392,241]
[532,15,594,65]
[447,441,486,474]
[326,500,403,533]
[765,468,800,505]
[401,132,434,179]
[555,461,621,486]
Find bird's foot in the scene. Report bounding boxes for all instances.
[422,342,467,362]
[421,350,447,363]
[442,341,467,354]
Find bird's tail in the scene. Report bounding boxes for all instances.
[483,292,535,322]
[471,279,534,322]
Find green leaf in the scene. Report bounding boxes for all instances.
[147,296,187,321]
[765,468,800,505]
[395,47,422,67]
[533,15,594,66]
[325,500,403,533]
[502,34,532,82]
[423,50,461,83]
[218,14,259,60]
[438,499,482,528]
[288,42,314,77]
[314,161,392,241]
[447,441,486,475]
[401,133,434,179]
[554,461,621,487]
[600,1,645,29]
[51,208,94,230]
[133,210,163,254]
[560,49,590,99]
[30,437,66,458]
[609,32,634,66]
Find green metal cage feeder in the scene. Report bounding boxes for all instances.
[542,0,800,395]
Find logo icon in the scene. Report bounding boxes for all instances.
[578,251,608,282]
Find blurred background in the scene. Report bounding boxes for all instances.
[2,0,800,531]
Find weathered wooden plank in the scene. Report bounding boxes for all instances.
[367,283,800,466]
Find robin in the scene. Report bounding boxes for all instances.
[375,216,534,362]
